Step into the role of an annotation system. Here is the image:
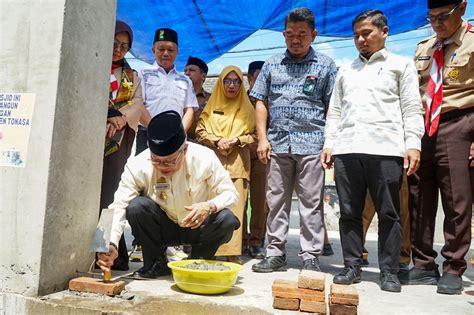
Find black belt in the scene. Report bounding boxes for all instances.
[439,107,474,123]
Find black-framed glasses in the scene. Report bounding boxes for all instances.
[425,3,460,23]
[150,150,184,167]
[223,79,241,86]
[113,40,130,52]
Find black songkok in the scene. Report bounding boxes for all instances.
[147,110,186,156]
[428,0,461,9]
[153,28,178,45]
[186,56,209,74]
[247,61,264,75]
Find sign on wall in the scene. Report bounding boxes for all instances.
[0,93,36,168]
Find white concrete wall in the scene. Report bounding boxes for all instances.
[0,0,116,297]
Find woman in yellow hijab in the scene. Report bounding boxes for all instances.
[196,65,256,264]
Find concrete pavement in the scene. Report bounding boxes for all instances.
[29,229,474,314]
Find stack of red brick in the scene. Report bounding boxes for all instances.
[329,283,359,314]
[272,270,359,314]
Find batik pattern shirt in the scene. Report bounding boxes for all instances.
[250,48,337,155]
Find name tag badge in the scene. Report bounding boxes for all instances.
[154,183,170,191]
[213,110,224,115]
[303,75,317,95]
[418,56,431,61]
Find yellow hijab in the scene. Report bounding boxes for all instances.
[201,66,255,138]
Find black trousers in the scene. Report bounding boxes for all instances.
[126,196,240,268]
[135,126,148,155]
[335,154,403,273]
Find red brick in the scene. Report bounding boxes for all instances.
[272,279,325,302]
[298,270,326,291]
[273,297,300,311]
[329,300,358,315]
[330,283,359,306]
[300,299,327,314]
[69,277,125,296]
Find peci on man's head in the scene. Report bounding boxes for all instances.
[152,28,179,72]
[352,9,389,60]
[184,56,208,87]
[427,0,466,40]
[247,61,264,89]
[147,110,188,176]
[283,7,318,60]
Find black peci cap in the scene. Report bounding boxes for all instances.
[147,110,186,156]
[153,28,178,45]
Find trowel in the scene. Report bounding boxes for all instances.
[69,208,125,296]
[90,208,115,282]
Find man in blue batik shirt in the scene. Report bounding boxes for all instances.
[250,7,337,273]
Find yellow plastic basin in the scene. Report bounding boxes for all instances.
[167,259,242,295]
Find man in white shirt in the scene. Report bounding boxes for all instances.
[97,110,240,279]
[135,28,198,154]
[321,10,424,292]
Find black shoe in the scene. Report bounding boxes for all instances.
[380,271,401,292]
[399,266,440,285]
[333,266,361,285]
[249,246,265,259]
[322,243,334,256]
[397,263,410,277]
[361,252,369,266]
[302,257,321,272]
[132,259,171,279]
[437,273,462,295]
[227,255,244,265]
[252,255,287,273]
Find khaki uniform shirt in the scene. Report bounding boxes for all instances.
[415,21,474,113]
[109,142,238,246]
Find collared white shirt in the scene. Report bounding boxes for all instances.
[324,48,424,157]
[139,64,198,119]
[109,142,238,246]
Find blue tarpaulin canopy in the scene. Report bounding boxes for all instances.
[117,0,428,68]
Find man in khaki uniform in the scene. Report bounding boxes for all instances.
[402,0,474,295]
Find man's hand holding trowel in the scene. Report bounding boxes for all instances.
[97,244,119,278]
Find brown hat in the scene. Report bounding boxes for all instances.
[428,0,461,9]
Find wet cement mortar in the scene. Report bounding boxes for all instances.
[39,290,271,314]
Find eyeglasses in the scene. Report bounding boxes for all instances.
[150,150,183,167]
[114,40,130,52]
[425,3,460,23]
[223,79,241,86]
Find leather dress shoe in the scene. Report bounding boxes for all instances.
[397,263,410,277]
[333,266,361,285]
[302,257,321,272]
[252,255,287,273]
[380,271,401,292]
[132,259,171,280]
[361,252,369,267]
[227,255,244,265]
[399,266,439,285]
[249,246,265,259]
[322,243,334,256]
[437,272,462,295]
